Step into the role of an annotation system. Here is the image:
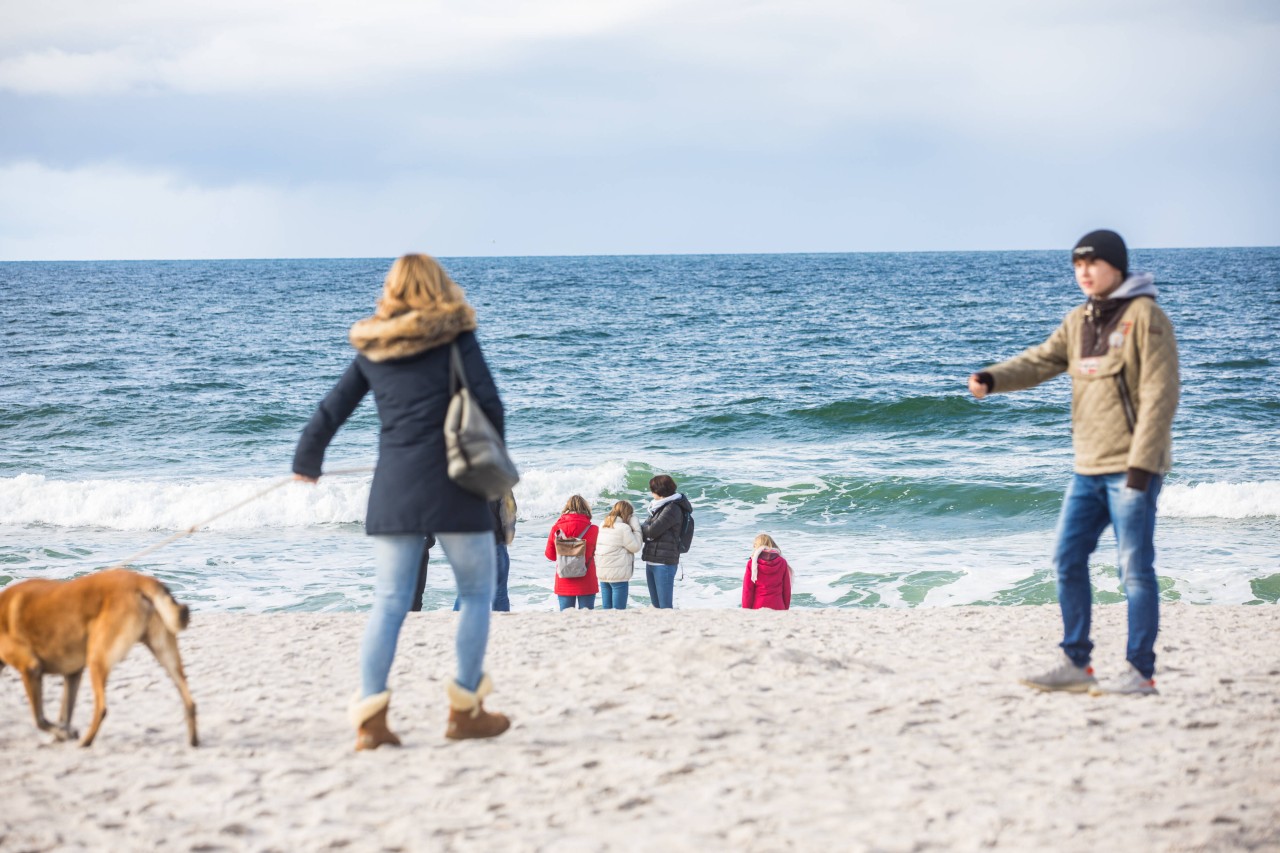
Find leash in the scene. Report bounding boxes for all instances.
[105,466,375,570]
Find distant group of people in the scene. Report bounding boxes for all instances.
[294,226,1180,750]
[541,475,792,612]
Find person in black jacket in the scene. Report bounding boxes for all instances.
[293,254,511,748]
[450,492,517,612]
[640,474,693,609]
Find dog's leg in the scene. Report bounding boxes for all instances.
[81,659,110,747]
[80,623,136,748]
[17,664,67,740]
[145,624,198,747]
[58,671,82,741]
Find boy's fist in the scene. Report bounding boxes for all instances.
[968,373,990,399]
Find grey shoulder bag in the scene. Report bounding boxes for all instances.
[444,342,520,500]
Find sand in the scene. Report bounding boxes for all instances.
[2,603,1278,852]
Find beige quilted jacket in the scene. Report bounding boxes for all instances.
[984,296,1180,475]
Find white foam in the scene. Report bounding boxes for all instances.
[0,473,371,530]
[1159,480,1280,519]
[512,460,630,519]
[0,461,632,531]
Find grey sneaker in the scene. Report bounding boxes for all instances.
[1089,664,1158,696]
[1019,652,1097,693]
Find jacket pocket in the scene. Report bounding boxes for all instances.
[1115,371,1136,434]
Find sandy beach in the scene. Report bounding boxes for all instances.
[3,603,1278,852]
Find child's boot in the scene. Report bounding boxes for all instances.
[446,675,511,740]
[350,690,401,751]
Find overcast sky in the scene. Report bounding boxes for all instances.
[1,0,1277,260]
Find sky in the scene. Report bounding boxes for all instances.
[1,0,1277,260]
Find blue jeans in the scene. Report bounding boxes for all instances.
[1054,473,1163,678]
[600,581,629,610]
[558,594,596,610]
[453,542,510,612]
[646,564,678,609]
[361,532,495,699]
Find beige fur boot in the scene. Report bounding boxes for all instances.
[349,690,401,751]
[446,675,510,740]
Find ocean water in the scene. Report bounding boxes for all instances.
[2,250,1278,612]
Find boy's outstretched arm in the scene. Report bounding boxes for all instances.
[969,319,1070,397]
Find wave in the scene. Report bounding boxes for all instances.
[3,470,1275,532]
[0,462,631,531]
[1159,481,1280,519]
[654,394,1069,440]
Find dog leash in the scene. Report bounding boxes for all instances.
[105,466,375,570]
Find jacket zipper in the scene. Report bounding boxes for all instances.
[1115,372,1136,433]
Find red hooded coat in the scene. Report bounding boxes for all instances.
[742,549,791,610]
[545,512,599,596]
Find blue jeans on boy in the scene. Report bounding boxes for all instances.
[1054,472,1163,679]
[646,564,678,609]
[361,532,495,699]
[452,542,510,612]
[558,594,596,610]
[600,581,629,610]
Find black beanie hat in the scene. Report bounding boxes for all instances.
[1072,229,1128,277]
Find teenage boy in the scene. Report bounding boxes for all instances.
[968,230,1179,695]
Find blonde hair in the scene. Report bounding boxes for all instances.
[602,500,634,528]
[374,254,468,318]
[752,533,779,551]
[562,495,591,517]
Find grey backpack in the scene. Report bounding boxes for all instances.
[554,524,594,579]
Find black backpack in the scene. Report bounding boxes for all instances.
[678,508,695,553]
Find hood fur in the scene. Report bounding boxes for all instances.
[348,301,477,363]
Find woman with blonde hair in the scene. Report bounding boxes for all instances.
[294,253,510,749]
[595,500,643,609]
[742,533,793,610]
[544,494,599,610]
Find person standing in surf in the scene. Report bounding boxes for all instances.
[968,230,1179,696]
[640,474,693,609]
[293,253,511,748]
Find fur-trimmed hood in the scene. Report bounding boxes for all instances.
[349,301,477,363]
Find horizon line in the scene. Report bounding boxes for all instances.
[2,243,1277,264]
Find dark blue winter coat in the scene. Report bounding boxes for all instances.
[292,331,504,535]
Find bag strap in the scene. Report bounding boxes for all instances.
[449,343,470,396]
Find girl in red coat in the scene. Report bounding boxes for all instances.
[742,533,792,610]
[545,495,599,610]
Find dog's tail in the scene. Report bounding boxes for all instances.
[141,578,191,634]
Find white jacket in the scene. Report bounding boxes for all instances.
[594,516,643,582]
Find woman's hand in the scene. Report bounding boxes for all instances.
[294,473,319,484]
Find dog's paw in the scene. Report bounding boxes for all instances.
[52,725,79,742]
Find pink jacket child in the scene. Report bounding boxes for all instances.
[742,534,792,610]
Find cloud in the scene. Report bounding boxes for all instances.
[0,1,1276,257]
[0,0,677,96]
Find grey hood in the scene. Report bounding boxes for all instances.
[1108,272,1157,301]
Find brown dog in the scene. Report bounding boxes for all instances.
[0,568,197,747]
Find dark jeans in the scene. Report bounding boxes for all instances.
[646,564,678,609]
[449,542,511,612]
[1054,472,1163,678]
[600,581,629,610]
[410,534,437,612]
[558,594,596,610]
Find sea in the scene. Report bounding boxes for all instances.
[2,250,1278,612]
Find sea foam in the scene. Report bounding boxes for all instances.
[1159,480,1280,519]
[0,462,631,531]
